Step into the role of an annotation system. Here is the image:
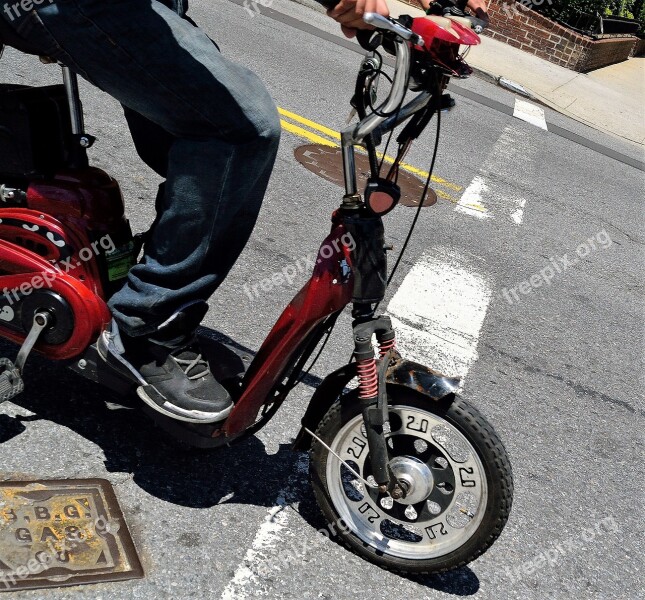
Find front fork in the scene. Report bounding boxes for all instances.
[352,311,405,497]
[344,210,403,494]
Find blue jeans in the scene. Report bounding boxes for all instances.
[3,0,281,336]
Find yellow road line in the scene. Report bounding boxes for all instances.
[459,201,487,212]
[375,153,462,191]
[279,107,464,197]
[280,120,336,147]
[278,108,341,141]
[436,189,457,202]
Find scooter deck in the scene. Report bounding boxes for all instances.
[67,329,253,449]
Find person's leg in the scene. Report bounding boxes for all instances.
[123,107,174,178]
[4,0,281,422]
[11,0,281,337]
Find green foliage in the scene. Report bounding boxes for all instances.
[535,0,611,22]
[533,0,643,26]
[635,0,645,22]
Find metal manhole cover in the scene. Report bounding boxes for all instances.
[0,479,143,592]
[294,144,437,207]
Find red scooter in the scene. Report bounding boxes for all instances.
[0,14,512,574]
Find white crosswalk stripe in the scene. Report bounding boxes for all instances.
[387,247,492,380]
[219,455,308,600]
[513,98,548,131]
[455,124,535,225]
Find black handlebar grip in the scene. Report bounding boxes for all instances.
[356,29,383,51]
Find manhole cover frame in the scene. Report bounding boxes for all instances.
[294,143,437,207]
[0,478,143,593]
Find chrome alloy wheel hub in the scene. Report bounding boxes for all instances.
[388,456,434,505]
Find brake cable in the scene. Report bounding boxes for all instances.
[387,92,442,287]
[353,56,381,178]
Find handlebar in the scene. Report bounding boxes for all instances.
[340,14,433,196]
[351,16,417,142]
[443,14,488,33]
[340,10,482,196]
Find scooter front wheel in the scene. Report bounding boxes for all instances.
[309,387,513,574]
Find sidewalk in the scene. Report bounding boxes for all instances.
[385,0,645,147]
[292,0,645,147]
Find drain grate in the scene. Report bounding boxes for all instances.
[0,479,143,592]
[294,144,437,207]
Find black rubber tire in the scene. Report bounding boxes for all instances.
[309,386,513,575]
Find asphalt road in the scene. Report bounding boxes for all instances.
[0,1,643,599]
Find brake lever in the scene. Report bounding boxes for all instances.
[440,5,489,33]
[467,15,489,34]
[362,13,424,48]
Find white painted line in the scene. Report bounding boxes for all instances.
[220,455,308,599]
[511,198,527,225]
[220,504,290,600]
[387,248,492,380]
[455,175,492,219]
[513,98,548,131]
[454,125,532,225]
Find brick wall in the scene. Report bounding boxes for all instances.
[398,0,638,71]
[632,37,645,56]
[581,36,640,69]
[483,0,590,68]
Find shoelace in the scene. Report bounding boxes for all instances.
[172,350,211,380]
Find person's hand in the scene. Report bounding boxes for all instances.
[466,0,489,23]
[327,0,390,39]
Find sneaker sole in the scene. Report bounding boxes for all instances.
[98,331,232,425]
[137,386,233,424]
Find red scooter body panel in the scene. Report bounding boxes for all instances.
[0,208,98,294]
[25,168,134,300]
[224,222,354,435]
[0,239,111,359]
[26,168,129,242]
[411,16,481,47]
[0,168,132,359]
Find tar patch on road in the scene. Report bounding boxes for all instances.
[294,144,437,207]
[0,479,143,592]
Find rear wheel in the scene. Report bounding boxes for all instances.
[309,386,513,574]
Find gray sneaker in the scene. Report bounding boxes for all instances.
[97,303,233,424]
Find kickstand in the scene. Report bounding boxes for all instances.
[0,312,51,404]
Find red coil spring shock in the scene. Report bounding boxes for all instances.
[379,337,396,357]
[356,358,379,400]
